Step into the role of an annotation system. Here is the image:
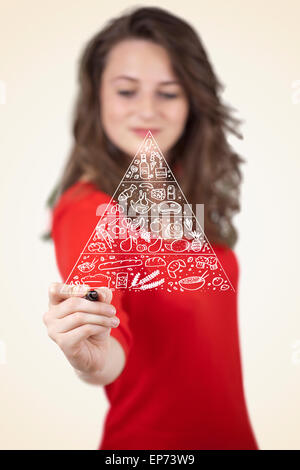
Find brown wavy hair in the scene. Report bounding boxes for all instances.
[42,5,245,248]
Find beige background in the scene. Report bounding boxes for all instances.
[0,0,299,450]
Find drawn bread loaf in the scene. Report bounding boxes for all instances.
[98,259,142,270]
[145,257,166,267]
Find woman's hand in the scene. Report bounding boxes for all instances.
[43,283,120,374]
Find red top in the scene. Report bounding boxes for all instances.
[51,180,259,450]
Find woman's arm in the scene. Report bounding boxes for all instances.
[51,185,133,367]
[73,335,126,386]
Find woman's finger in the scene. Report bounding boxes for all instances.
[97,287,113,304]
[55,312,120,333]
[54,296,116,319]
[58,324,110,352]
[48,282,90,306]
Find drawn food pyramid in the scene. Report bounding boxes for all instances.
[61,131,234,294]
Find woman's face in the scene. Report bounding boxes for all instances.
[100,39,189,158]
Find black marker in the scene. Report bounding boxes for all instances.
[84,289,99,301]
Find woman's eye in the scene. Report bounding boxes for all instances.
[117,91,178,99]
[118,90,135,96]
[160,93,178,99]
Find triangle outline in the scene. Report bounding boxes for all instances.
[60,130,235,294]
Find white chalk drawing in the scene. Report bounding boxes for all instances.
[179,271,209,291]
[164,221,183,239]
[94,224,114,248]
[184,219,203,252]
[120,235,134,252]
[139,278,165,290]
[196,255,218,270]
[78,257,98,273]
[220,284,230,291]
[165,239,190,252]
[136,243,147,252]
[130,272,141,288]
[130,189,156,214]
[212,276,224,286]
[151,188,166,200]
[61,131,235,293]
[118,184,137,201]
[140,230,151,243]
[130,269,165,290]
[140,182,153,189]
[145,256,166,267]
[110,203,125,214]
[88,242,106,253]
[81,273,111,288]
[125,164,139,178]
[158,200,181,215]
[137,269,160,286]
[167,259,186,279]
[116,272,128,288]
[167,185,176,200]
[148,237,163,253]
[98,259,142,270]
[150,218,162,233]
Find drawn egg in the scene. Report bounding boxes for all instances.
[136,244,147,252]
[220,284,230,291]
[212,277,223,286]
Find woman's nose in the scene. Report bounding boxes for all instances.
[137,94,157,118]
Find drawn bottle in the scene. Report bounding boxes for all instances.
[167,185,176,200]
[140,154,149,179]
[118,184,137,201]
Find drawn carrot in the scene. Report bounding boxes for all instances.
[95,224,114,248]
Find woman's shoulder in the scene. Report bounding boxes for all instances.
[52,180,110,217]
[50,180,112,237]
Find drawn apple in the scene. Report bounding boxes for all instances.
[120,236,133,251]
[212,276,223,286]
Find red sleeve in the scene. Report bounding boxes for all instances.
[51,184,133,360]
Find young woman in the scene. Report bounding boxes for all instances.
[42,6,259,450]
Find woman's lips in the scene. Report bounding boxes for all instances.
[131,128,160,137]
